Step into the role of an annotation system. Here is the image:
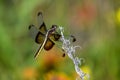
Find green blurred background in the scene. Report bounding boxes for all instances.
[0,0,120,80]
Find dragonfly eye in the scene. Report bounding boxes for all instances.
[48,25,58,34]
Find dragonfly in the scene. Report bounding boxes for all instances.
[29,12,61,59]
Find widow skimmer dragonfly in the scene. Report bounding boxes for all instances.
[29,12,61,59]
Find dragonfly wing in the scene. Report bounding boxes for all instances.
[37,12,47,34]
[34,38,54,59]
[35,31,45,44]
[29,24,45,44]
[29,25,39,41]
[53,33,61,41]
[50,33,61,41]
[44,38,55,51]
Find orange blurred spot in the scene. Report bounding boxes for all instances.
[42,48,63,65]
[45,71,71,80]
[23,67,37,79]
[70,1,97,28]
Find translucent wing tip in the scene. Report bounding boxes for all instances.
[70,35,76,42]
[37,12,42,16]
[29,24,34,30]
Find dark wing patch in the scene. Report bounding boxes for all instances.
[50,33,61,41]
[39,22,47,34]
[62,53,66,57]
[35,32,45,44]
[54,33,61,41]
[44,38,55,50]
[70,35,76,42]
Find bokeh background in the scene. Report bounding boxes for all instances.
[0,0,120,80]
